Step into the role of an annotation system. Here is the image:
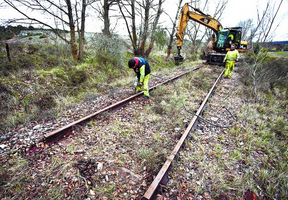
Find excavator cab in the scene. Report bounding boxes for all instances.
[215,27,243,51]
[206,28,243,65]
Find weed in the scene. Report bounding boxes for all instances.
[232,150,242,160]
[94,184,116,198]
[271,118,287,138]
[137,147,165,171]
[228,125,241,137]
[66,145,75,154]
[218,134,224,140]
[153,131,164,142]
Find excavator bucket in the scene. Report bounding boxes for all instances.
[174,55,184,62]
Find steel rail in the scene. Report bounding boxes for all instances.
[143,69,225,199]
[43,67,200,143]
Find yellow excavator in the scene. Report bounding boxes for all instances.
[175,3,247,65]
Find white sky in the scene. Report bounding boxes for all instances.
[221,0,288,41]
[0,0,287,41]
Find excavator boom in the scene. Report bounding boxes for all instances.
[176,3,223,49]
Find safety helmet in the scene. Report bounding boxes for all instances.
[231,44,236,50]
[128,59,136,68]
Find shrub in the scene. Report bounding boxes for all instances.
[260,57,288,89]
[39,34,48,39]
[187,53,199,61]
[240,55,288,94]
[67,65,89,86]
[51,67,68,81]
[89,34,126,67]
[149,54,174,70]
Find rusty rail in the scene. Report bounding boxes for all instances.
[143,69,225,199]
[43,68,200,144]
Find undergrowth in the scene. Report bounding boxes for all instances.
[0,36,180,131]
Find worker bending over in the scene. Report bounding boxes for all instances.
[128,57,151,99]
[223,44,239,78]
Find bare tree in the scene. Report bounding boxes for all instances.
[237,19,253,41]
[164,0,183,60]
[117,0,165,57]
[91,0,118,36]
[3,0,92,61]
[185,0,209,54]
[144,0,164,56]
[242,0,284,101]
[117,0,137,52]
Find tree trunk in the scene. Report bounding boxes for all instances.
[131,0,138,54]
[117,0,138,53]
[145,0,163,56]
[3,0,92,61]
[118,0,163,57]
[103,0,110,36]
[166,0,183,60]
[5,43,11,61]
[78,0,87,61]
[139,0,150,56]
[66,0,78,60]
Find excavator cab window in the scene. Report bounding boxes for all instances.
[226,29,242,48]
[233,31,242,48]
[216,29,230,49]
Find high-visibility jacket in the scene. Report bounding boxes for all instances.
[224,49,240,62]
[131,57,151,83]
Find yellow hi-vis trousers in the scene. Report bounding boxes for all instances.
[136,74,150,97]
[224,60,235,78]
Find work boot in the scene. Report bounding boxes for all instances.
[143,96,150,100]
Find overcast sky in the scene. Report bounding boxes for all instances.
[1,0,287,41]
[220,0,288,41]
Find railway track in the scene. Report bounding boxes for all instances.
[37,65,226,199]
[41,69,198,146]
[21,68,200,155]
[2,65,233,199]
[143,69,224,199]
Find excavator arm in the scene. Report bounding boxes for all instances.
[175,3,223,62]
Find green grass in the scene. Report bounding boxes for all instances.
[268,51,288,57]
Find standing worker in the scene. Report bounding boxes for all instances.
[128,57,151,99]
[223,44,239,78]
